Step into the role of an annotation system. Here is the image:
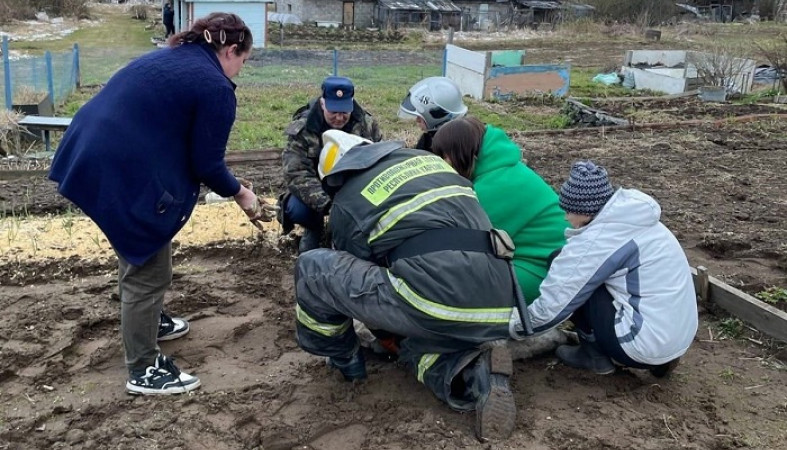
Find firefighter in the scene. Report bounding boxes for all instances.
[294,130,531,441]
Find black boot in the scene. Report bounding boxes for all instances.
[470,342,516,442]
[298,228,322,253]
[327,351,367,382]
[555,330,616,375]
[650,358,680,378]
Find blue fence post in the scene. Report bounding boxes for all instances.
[333,49,338,76]
[3,36,11,110]
[45,51,55,106]
[442,47,447,77]
[73,43,81,88]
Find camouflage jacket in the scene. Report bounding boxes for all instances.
[282,98,382,213]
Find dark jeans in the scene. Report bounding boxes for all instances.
[570,286,651,370]
[547,248,651,370]
[283,194,324,231]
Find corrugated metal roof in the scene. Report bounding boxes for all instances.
[516,1,595,10]
[378,0,423,10]
[517,0,561,9]
[424,1,461,12]
[378,0,460,12]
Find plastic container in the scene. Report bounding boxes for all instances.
[205,192,232,204]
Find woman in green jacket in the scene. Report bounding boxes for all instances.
[432,117,568,303]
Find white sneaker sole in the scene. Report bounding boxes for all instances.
[157,327,189,341]
[126,378,201,395]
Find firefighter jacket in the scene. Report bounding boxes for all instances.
[322,141,518,342]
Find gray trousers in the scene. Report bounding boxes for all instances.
[295,249,510,410]
[116,242,172,372]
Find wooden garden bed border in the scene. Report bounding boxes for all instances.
[692,266,787,343]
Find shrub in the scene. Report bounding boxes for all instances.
[130,4,147,21]
[0,0,36,22]
[585,0,679,26]
[0,0,89,23]
[687,44,751,91]
[757,35,787,92]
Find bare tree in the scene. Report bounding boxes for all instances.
[687,45,754,93]
[757,35,787,92]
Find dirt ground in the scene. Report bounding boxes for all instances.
[2,97,786,449]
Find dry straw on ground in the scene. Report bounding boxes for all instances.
[0,200,281,262]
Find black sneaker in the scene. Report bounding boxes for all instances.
[474,343,516,441]
[126,354,201,395]
[158,312,189,342]
[327,351,367,381]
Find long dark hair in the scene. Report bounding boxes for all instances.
[169,12,252,55]
[431,117,486,179]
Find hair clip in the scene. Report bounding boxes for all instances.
[239,31,245,42]
[219,29,226,44]
[203,29,212,43]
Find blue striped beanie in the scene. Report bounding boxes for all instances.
[559,161,614,216]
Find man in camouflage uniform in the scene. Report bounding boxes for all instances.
[280,76,382,253]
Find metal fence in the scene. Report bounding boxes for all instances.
[1,36,80,111]
[239,49,445,88]
[2,43,444,112]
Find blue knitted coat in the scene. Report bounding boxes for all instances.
[49,43,241,266]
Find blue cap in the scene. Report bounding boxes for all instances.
[321,76,354,113]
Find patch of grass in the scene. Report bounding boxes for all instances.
[755,286,787,305]
[717,318,745,339]
[569,67,663,98]
[719,367,736,382]
[734,88,784,105]
[11,5,155,87]
[569,67,632,98]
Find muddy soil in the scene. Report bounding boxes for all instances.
[2,102,787,449]
[588,97,787,123]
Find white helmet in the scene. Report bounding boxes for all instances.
[318,130,371,179]
[398,77,467,131]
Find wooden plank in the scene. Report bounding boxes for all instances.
[446,44,487,72]
[696,266,709,303]
[581,90,700,102]
[225,149,281,164]
[19,116,72,131]
[512,113,787,137]
[0,169,49,181]
[690,267,787,342]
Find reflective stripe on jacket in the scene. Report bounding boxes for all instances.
[324,143,517,333]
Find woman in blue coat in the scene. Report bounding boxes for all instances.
[49,12,258,395]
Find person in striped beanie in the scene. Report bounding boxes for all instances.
[558,160,615,228]
[515,160,698,379]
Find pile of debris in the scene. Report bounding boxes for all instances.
[561,98,628,127]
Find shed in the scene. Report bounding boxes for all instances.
[270,1,378,29]
[513,0,595,23]
[376,0,461,30]
[173,0,273,48]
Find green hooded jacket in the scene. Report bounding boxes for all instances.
[472,125,568,303]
